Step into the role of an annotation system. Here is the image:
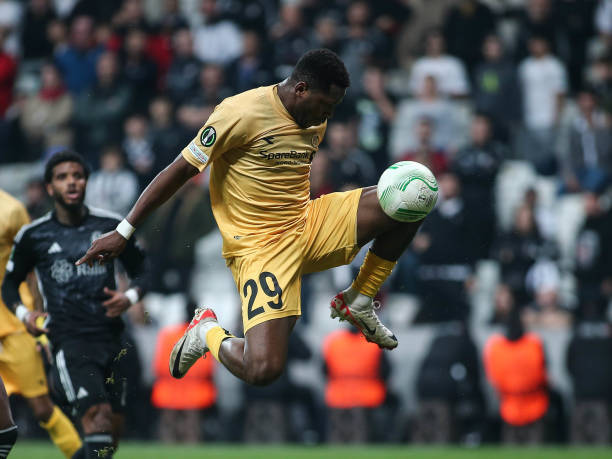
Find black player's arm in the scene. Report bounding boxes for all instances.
[118,237,151,301]
[1,235,33,313]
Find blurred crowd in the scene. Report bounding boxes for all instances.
[1,0,612,447]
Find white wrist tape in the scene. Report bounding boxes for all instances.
[116,219,135,240]
[124,288,139,305]
[15,304,30,322]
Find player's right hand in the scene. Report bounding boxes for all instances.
[75,230,128,267]
[23,310,48,337]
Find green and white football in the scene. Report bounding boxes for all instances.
[377,161,439,222]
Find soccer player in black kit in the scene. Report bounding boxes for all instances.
[2,151,149,459]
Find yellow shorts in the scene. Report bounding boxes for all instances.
[0,331,48,398]
[228,188,363,333]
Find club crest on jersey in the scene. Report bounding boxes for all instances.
[311,135,320,148]
[200,126,216,147]
[51,259,74,284]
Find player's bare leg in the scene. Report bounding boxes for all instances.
[331,186,423,349]
[170,309,295,386]
[81,403,115,458]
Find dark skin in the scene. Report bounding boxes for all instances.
[21,161,137,441]
[77,79,422,385]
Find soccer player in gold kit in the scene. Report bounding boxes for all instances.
[78,50,425,386]
[0,189,82,458]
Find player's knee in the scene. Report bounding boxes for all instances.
[81,403,113,433]
[27,395,54,422]
[246,356,285,386]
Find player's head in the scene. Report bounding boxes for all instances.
[286,49,350,128]
[44,150,90,211]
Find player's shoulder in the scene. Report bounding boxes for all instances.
[14,212,53,243]
[87,206,123,224]
[221,85,271,111]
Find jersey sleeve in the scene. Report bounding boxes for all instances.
[1,228,35,311]
[181,102,248,172]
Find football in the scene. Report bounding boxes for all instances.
[377,161,439,222]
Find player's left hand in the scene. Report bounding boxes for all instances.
[102,287,132,317]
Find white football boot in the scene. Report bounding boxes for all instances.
[330,289,398,349]
[169,307,217,378]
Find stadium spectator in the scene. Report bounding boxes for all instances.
[120,27,157,115]
[517,35,568,173]
[353,65,397,173]
[339,1,387,98]
[73,51,131,161]
[54,15,104,93]
[19,62,73,157]
[595,0,612,49]
[324,120,377,191]
[452,113,505,260]
[566,320,612,444]
[513,0,561,60]
[166,28,201,105]
[490,283,516,325]
[149,96,189,175]
[0,27,16,118]
[151,319,216,443]
[523,260,571,329]
[269,3,311,80]
[110,0,148,37]
[122,114,154,186]
[85,145,139,216]
[573,191,612,321]
[24,178,51,219]
[226,30,273,94]
[193,0,243,65]
[491,201,557,305]
[589,53,612,115]
[412,172,473,323]
[21,0,58,63]
[442,0,496,75]
[484,306,549,444]
[398,117,448,177]
[409,29,470,98]
[391,75,468,158]
[176,63,232,133]
[414,322,485,444]
[559,87,612,194]
[323,325,389,443]
[310,13,342,55]
[0,0,21,56]
[473,34,521,142]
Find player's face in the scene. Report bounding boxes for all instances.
[294,83,346,128]
[46,161,87,210]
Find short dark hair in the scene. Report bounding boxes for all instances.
[44,150,90,183]
[290,49,350,92]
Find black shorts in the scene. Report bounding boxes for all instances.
[50,336,130,418]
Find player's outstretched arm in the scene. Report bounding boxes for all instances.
[76,154,199,267]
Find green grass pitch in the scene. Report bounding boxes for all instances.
[8,442,612,459]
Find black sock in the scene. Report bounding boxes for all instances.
[0,425,17,459]
[84,432,114,458]
[72,446,86,459]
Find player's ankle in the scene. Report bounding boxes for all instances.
[343,287,373,310]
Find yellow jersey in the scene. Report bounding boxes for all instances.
[181,85,326,258]
[0,189,35,337]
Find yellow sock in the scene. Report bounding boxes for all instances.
[206,326,236,362]
[351,250,397,298]
[40,406,82,458]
